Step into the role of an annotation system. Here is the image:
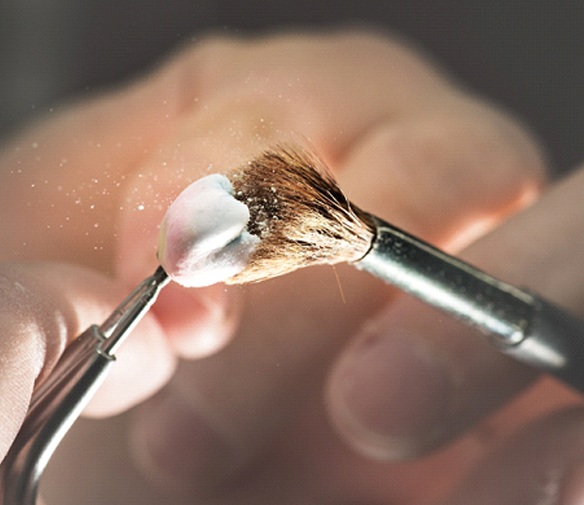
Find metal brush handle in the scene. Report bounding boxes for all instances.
[356,216,584,392]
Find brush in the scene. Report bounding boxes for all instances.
[158,146,584,392]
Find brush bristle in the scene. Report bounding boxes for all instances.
[226,146,375,284]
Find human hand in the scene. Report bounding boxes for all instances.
[3,29,580,504]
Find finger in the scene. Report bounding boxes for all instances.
[0,262,174,468]
[128,265,383,494]
[337,99,545,249]
[443,407,584,505]
[114,29,458,282]
[328,166,584,460]
[0,67,179,270]
[116,30,544,354]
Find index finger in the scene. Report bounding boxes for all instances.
[116,30,545,284]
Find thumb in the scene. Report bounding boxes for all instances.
[327,167,584,460]
[0,262,174,464]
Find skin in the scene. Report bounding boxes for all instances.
[0,29,583,504]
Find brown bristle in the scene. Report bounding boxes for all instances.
[226,146,375,284]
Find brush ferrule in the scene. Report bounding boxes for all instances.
[356,216,536,347]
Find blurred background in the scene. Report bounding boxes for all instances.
[0,0,582,175]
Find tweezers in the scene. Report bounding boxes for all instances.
[1,266,169,505]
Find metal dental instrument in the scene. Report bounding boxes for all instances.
[357,217,584,391]
[1,266,169,505]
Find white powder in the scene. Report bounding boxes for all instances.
[158,174,259,287]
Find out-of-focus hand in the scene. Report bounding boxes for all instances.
[0,263,173,467]
[3,29,582,505]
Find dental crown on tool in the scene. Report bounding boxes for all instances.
[158,146,375,287]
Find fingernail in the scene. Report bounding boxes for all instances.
[329,327,453,460]
[560,463,584,505]
[131,390,234,491]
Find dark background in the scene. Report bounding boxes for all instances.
[1,0,582,175]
